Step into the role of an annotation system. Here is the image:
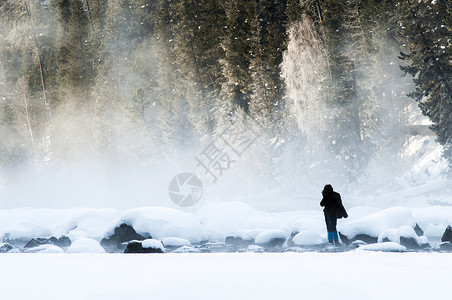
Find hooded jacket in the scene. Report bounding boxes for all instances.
[320,185,348,219]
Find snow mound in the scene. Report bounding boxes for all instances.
[357,242,407,252]
[378,226,428,245]
[292,230,324,246]
[24,244,64,254]
[3,221,53,241]
[67,238,105,253]
[141,239,164,251]
[255,229,287,244]
[340,207,416,239]
[162,237,191,247]
[290,218,325,235]
[412,206,452,237]
[107,207,205,243]
[246,245,265,252]
[172,245,201,253]
[197,202,267,240]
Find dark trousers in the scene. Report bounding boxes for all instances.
[324,213,337,232]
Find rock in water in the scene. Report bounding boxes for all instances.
[0,243,14,253]
[101,223,146,252]
[339,232,378,245]
[225,236,254,247]
[24,238,53,248]
[400,236,430,250]
[124,239,164,253]
[413,223,424,237]
[49,236,72,248]
[434,242,452,252]
[441,225,452,243]
[24,236,71,249]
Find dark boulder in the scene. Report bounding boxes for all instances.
[286,232,298,247]
[101,223,147,252]
[225,236,254,247]
[339,232,378,245]
[400,236,430,250]
[413,223,424,237]
[348,240,367,249]
[441,225,452,243]
[49,236,71,248]
[0,243,14,253]
[24,238,53,248]
[124,241,164,253]
[434,242,452,252]
[257,237,286,249]
[24,236,72,249]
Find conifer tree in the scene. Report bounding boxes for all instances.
[399,0,452,168]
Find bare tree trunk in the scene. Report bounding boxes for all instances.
[85,0,94,30]
[23,93,39,167]
[24,1,51,124]
[24,1,52,159]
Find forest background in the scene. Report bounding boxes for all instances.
[0,0,451,207]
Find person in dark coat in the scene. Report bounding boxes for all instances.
[320,184,348,245]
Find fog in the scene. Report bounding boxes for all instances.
[0,4,446,211]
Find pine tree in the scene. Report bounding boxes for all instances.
[248,0,287,125]
[398,0,452,168]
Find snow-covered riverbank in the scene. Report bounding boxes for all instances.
[1,252,451,300]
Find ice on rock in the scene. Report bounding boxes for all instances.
[67,238,105,253]
[141,239,164,251]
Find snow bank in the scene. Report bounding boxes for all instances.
[24,244,64,254]
[162,237,191,247]
[340,207,416,238]
[255,229,287,244]
[105,207,205,243]
[292,230,324,246]
[412,206,452,237]
[357,242,407,252]
[3,221,53,241]
[290,218,325,235]
[67,238,105,253]
[197,202,267,240]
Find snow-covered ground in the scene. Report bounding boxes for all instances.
[1,252,451,300]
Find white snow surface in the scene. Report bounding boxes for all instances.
[105,207,205,243]
[0,203,450,248]
[357,242,408,252]
[162,237,191,247]
[378,226,428,245]
[141,239,164,250]
[292,230,324,246]
[339,207,416,239]
[66,238,105,254]
[24,244,64,254]
[1,252,452,300]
